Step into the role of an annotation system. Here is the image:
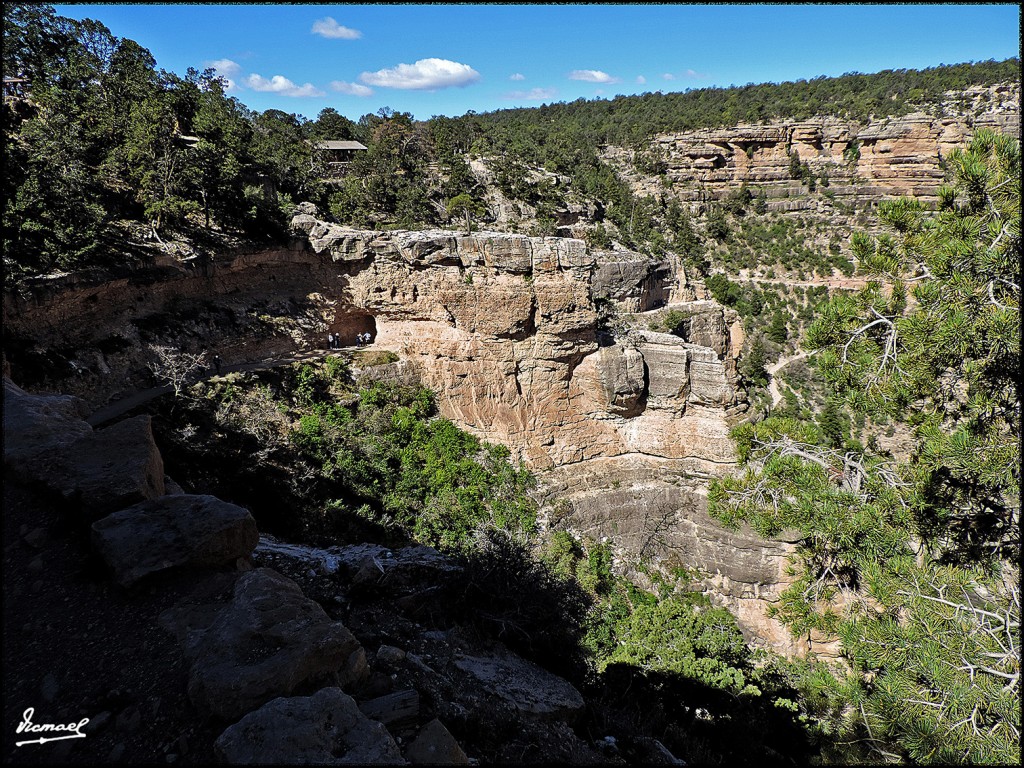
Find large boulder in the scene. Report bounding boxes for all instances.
[91,494,259,588]
[404,719,469,765]
[186,568,367,721]
[3,378,92,466]
[214,687,405,765]
[19,414,165,519]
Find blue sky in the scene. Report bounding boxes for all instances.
[53,4,1021,122]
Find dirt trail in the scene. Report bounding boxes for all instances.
[767,350,813,411]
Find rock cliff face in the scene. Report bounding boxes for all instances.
[289,220,799,654]
[291,217,748,474]
[607,83,1021,210]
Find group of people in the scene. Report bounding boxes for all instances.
[327,332,373,350]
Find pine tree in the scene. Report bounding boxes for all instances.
[709,130,1020,764]
[740,335,769,387]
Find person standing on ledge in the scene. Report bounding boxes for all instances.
[212,354,222,375]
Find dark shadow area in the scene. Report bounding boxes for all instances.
[583,663,816,766]
[330,309,377,348]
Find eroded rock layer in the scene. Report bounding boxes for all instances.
[291,222,800,651]
[607,83,1021,209]
[5,224,792,649]
[291,218,748,473]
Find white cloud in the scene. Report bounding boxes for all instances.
[636,75,646,85]
[684,68,708,78]
[246,73,325,98]
[662,73,676,81]
[503,87,558,101]
[311,17,362,39]
[205,59,241,91]
[207,58,241,77]
[359,58,480,90]
[568,69,619,84]
[330,80,374,97]
[509,73,525,81]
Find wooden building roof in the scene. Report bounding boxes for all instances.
[315,140,367,151]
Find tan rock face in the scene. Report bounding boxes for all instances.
[610,83,1021,207]
[293,226,791,651]
[4,223,783,649]
[536,456,804,656]
[291,226,747,472]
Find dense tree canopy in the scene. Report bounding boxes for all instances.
[4,4,1018,285]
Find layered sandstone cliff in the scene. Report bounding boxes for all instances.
[291,216,748,473]
[292,219,800,654]
[606,82,1021,210]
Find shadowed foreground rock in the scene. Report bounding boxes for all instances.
[405,718,469,765]
[4,378,164,519]
[185,568,368,721]
[3,378,93,463]
[214,687,405,765]
[91,494,259,587]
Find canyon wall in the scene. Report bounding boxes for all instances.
[606,83,1021,212]
[293,217,748,473]
[5,221,809,653]
[292,218,803,654]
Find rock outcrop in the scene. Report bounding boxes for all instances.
[606,83,1021,209]
[4,380,165,519]
[214,687,405,765]
[3,220,783,646]
[183,568,367,721]
[288,221,747,473]
[537,456,804,655]
[3,378,93,463]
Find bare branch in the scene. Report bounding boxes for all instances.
[147,344,207,397]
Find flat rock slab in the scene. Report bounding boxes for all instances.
[214,687,405,765]
[186,568,366,721]
[454,650,584,719]
[92,494,258,588]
